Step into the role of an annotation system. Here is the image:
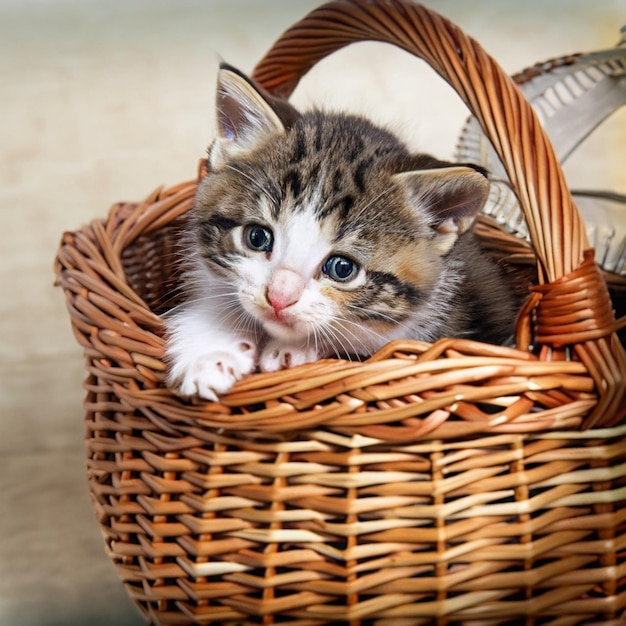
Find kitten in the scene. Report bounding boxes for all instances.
[164,64,519,400]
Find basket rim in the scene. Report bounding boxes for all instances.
[250,0,626,429]
[54,0,626,434]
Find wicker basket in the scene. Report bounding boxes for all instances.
[54,1,626,624]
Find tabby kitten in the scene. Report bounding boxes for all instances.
[164,64,519,400]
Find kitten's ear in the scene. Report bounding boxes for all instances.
[209,65,287,169]
[393,166,490,256]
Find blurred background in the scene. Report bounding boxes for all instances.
[1,1,624,624]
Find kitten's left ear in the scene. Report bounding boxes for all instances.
[393,166,490,255]
[209,65,288,170]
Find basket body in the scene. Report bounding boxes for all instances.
[58,181,626,626]
[54,1,626,625]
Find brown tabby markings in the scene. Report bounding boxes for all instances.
[165,64,521,400]
[194,112,465,335]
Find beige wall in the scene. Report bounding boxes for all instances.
[1,1,624,624]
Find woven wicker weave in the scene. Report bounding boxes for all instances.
[54,1,626,624]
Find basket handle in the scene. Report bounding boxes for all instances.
[252,0,625,428]
[252,0,587,282]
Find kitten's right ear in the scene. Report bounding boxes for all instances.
[209,65,286,170]
[393,166,490,256]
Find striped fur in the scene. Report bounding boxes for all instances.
[164,66,519,399]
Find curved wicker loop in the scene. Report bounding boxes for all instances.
[252,0,587,283]
[51,7,626,623]
[252,0,626,428]
[55,181,608,438]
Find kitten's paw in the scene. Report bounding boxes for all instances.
[259,341,319,373]
[169,341,257,401]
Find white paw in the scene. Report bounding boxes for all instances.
[169,340,257,401]
[259,341,319,373]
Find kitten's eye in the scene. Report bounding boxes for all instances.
[323,255,358,283]
[244,225,273,252]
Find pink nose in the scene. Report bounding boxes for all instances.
[267,291,297,314]
[267,269,304,315]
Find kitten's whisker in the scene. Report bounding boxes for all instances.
[321,319,364,359]
[316,324,344,360]
[155,291,188,314]
[332,312,393,356]
[351,187,395,225]
[337,321,387,348]
[232,312,257,338]
[421,191,478,216]
[179,291,240,304]
[225,164,279,207]
[163,290,242,316]
[307,322,320,358]
[345,304,401,327]
[332,322,370,356]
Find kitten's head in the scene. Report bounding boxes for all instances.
[191,64,489,354]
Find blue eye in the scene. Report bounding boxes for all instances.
[244,225,273,252]
[323,255,358,283]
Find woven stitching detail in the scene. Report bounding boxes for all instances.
[531,250,625,347]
